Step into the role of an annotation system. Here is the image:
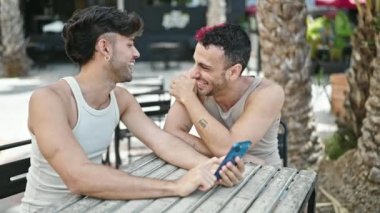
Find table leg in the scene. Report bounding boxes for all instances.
[307,188,316,213]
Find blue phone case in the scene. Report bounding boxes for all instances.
[214,140,252,180]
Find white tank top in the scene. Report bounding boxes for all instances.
[21,77,120,212]
[203,77,282,166]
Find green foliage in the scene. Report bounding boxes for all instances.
[324,128,357,160]
[307,10,353,61]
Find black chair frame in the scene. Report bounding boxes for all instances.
[277,120,288,167]
[0,140,31,198]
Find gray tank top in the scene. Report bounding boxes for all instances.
[21,77,120,212]
[203,77,282,166]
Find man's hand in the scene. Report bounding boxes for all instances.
[175,157,219,197]
[216,157,245,187]
[170,74,197,104]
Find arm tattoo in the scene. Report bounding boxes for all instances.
[198,118,208,128]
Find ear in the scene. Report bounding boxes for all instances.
[227,64,243,80]
[95,37,112,59]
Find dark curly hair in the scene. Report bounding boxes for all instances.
[195,24,251,71]
[62,6,143,65]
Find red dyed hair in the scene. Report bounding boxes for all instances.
[195,23,225,41]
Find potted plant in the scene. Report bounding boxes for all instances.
[307,10,353,74]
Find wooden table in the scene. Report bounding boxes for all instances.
[41,153,317,213]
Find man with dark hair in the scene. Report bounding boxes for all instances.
[21,7,244,212]
[165,24,284,166]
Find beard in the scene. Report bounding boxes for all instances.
[196,76,227,96]
[109,57,133,83]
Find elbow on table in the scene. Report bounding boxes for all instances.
[64,174,85,195]
[61,168,92,195]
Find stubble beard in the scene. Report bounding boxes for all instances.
[110,58,132,83]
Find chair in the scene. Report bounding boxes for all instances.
[277,120,288,167]
[0,140,31,198]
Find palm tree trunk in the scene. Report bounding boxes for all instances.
[317,1,380,211]
[343,1,376,139]
[318,29,380,213]
[0,0,31,77]
[256,0,324,169]
[206,0,226,26]
[358,32,380,184]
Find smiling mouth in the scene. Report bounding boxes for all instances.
[128,62,135,71]
[197,80,208,89]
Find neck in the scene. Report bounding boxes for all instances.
[214,77,252,112]
[75,62,116,109]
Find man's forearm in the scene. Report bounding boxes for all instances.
[172,130,213,157]
[66,163,179,200]
[149,131,209,170]
[181,98,233,156]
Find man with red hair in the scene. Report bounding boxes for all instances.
[165,24,285,169]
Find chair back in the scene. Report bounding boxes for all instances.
[0,140,31,198]
[277,121,288,167]
[110,91,171,168]
[139,93,171,120]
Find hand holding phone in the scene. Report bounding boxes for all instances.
[214,140,252,180]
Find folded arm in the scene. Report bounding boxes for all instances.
[116,87,245,187]
[164,101,213,156]
[168,77,284,157]
[115,87,210,169]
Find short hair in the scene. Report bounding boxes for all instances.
[62,6,143,65]
[195,24,251,71]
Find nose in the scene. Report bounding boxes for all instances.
[133,47,140,59]
[190,66,200,79]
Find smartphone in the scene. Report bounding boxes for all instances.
[214,140,252,180]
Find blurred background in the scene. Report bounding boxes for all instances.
[1,1,379,212]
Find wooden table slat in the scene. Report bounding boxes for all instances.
[39,194,83,213]
[165,190,216,213]
[120,153,158,172]
[192,164,260,213]
[86,165,181,213]
[59,197,101,213]
[112,164,183,213]
[220,165,278,213]
[273,170,317,213]
[85,200,124,213]
[129,158,166,177]
[39,154,317,213]
[139,169,187,213]
[247,167,298,213]
[142,163,178,179]
[89,164,177,213]
[54,156,164,213]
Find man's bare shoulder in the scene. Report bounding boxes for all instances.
[28,80,73,133]
[256,78,283,96]
[247,78,284,105]
[113,85,135,102]
[30,80,71,104]
[113,85,138,111]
